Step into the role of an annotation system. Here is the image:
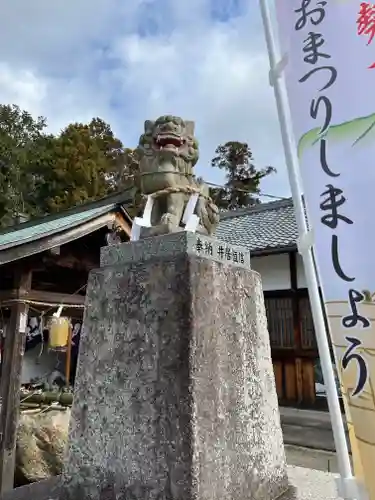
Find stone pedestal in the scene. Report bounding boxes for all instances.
[64,233,289,500]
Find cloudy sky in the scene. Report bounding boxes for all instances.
[0,0,289,200]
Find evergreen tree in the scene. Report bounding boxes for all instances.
[0,105,139,227]
[39,118,139,213]
[0,104,48,226]
[109,147,141,192]
[210,141,276,210]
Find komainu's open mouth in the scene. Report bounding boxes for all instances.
[154,133,184,150]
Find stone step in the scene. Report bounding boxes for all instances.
[280,407,350,453]
[285,444,342,474]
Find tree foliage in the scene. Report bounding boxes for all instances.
[0,105,277,228]
[0,104,48,226]
[37,118,129,212]
[0,105,139,227]
[210,141,276,210]
[110,147,141,192]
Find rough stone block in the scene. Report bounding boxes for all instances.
[64,233,289,499]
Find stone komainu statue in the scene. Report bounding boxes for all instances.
[135,115,219,237]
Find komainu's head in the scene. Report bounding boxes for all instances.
[137,115,199,170]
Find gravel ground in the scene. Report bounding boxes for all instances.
[285,465,342,500]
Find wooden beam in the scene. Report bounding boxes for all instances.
[49,246,61,256]
[25,290,86,306]
[0,266,32,493]
[114,212,132,238]
[271,348,318,359]
[0,290,86,307]
[41,253,97,272]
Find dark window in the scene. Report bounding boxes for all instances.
[299,296,317,349]
[264,297,294,348]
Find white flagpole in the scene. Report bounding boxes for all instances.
[258,1,359,498]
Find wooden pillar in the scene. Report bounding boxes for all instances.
[289,252,301,347]
[289,252,302,351]
[289,251,303,403]
[0,266,32,493]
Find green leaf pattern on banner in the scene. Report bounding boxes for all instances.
[297,112,375,158]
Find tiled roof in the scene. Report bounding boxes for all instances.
[0,189,134,251]
[215,198,298,253]
[0,204,116,251]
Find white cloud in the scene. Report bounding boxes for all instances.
[0,0,290,199]
[0,64,46,116]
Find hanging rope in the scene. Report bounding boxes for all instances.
[2,299,85,309]
[142,185,219,216]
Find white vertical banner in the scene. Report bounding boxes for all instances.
[274,1,375,497]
